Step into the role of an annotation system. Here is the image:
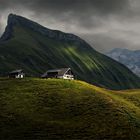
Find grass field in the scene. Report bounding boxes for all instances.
[0,78,140,140]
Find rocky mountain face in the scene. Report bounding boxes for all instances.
[106,48,140,77]
[0,14,84,43]
[0,14,140,90]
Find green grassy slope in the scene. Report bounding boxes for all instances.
[0,14,140,90]
[0,78,140,140]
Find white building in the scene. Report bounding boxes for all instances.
[41,68,74,80]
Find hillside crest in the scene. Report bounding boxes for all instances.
[0,13,85,43]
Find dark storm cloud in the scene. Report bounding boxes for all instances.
[0,0,129,37]
[81,33,140,53]
[28,0,130,29]
[0,0,127,32]
[0,0,129,22]
[0,0,129,12]
[26,0,129,13]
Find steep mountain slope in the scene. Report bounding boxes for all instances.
[0,14,140,90]
[0,78,140,140]
[106,48,140,77]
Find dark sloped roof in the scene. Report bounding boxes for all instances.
[42,68,71,77]
[57,68,70,76]
[9,69,23,74]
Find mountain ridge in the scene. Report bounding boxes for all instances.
[0,14,140,90]
[106,48,140,77]
[0,13,86,44]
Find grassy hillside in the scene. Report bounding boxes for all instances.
[0,78,140,140]
[0,14,140,90]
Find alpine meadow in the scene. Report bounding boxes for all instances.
[0,11,140,140]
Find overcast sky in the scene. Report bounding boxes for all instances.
[0,0,140,52]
